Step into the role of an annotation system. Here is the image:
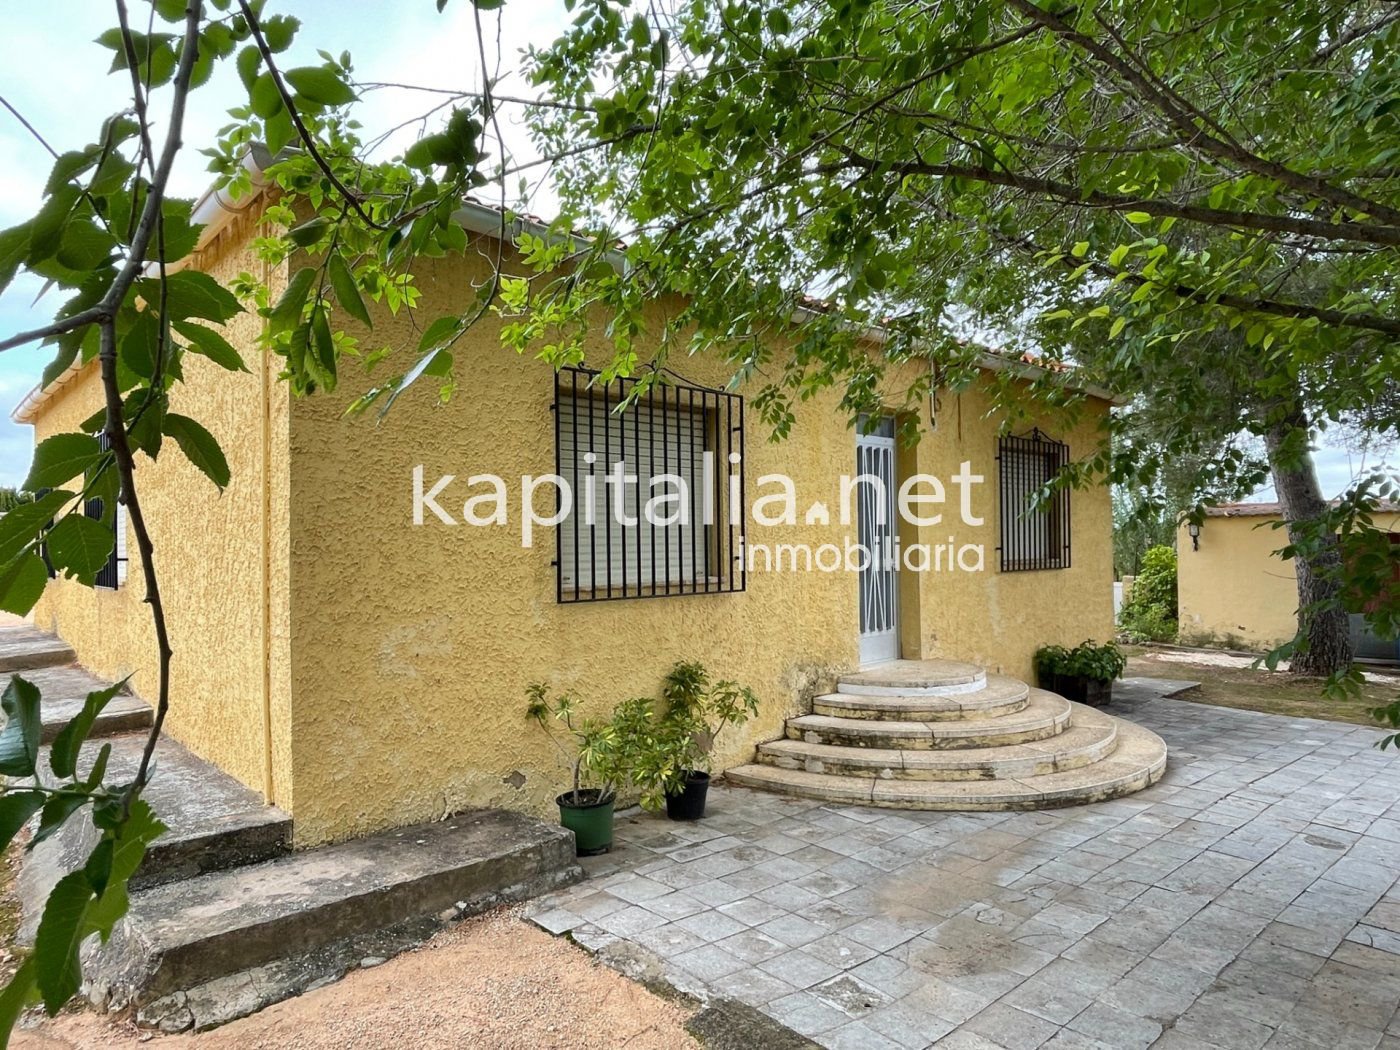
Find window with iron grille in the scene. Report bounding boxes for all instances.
[87,434,128,590]
[997,428,1071,572]
[553,367,745,602]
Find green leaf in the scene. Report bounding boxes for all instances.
[46,515,113,579]
[310,306,337,393]
[284,66,356,107]
[286,216,331,247]
[0,676,42,778]
[50,680,128,781]
[236,44,262,91]
[143,270,242,323]
[0,555,49,617]
[30,793,88,851]
[417,314,461,353]
[328,254,371,327]
[119,311,160,381]
[172,321,246,372]
[84,799,166,941]
[0,792,46,853]
[0,490,71,567]
[0,958,38,1048]
[162,414,230,490]
[23,434,102,491]
[1124,212,1152,224]
[261,14,300,52]
[271,266,316,333]
[250,72,284,119]
[1071,241,1089,258]
[33,869,93,1014]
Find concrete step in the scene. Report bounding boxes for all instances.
[19,732,292,942]
[84,811,582,1031]
[787,689,1071,750]
[836,659,986,697]
[728,718,1167,810]
[758,709,1118,780]
[0,625,75,673]
[6,664,154,742]
[814,674,1029,721]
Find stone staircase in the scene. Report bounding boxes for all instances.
[727,659,1167,809]
[3,625,581,1031]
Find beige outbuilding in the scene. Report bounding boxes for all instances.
[1177,502,1400,657]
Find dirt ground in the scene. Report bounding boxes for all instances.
[11,908,699,1050]
[1125,644,1400,726]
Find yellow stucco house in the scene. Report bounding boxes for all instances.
[13,170,1140,848]
[1177,502,1400,658]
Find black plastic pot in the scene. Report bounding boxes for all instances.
[1042,672,1113,707]
[665,771,711,821]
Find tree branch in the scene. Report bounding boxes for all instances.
[99,0,205,791]
[840,150,1400,247]
[1007,0,1400,229]
[237,0,386,230]
[989,220,1400,338]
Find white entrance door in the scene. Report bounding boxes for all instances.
[856,419,899,665]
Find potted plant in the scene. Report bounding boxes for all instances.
[526,683,622,856]
[654,661,760,821]
[1033,640,1127,707]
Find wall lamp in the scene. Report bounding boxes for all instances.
[1187,522,1201,551]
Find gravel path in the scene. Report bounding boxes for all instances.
[14,908,699,1050]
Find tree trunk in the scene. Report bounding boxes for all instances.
[1263,404,1352,677]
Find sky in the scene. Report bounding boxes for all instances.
[0,2,1394,500]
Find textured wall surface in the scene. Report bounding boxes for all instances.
[1177,512,1400,650]
[29,210,294,807]
[24,228,1116,847]
[902,383,1116,679]
[282,246,1117,845]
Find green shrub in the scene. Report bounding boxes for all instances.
[1119,544,1179,642]
[1035,640,1127,682]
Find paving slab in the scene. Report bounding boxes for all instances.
[528,681,1400,1049]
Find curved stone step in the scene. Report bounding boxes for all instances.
[837,659,986,697]
[759,710,1117,781]
[728,719,1167,810]
[787,689,1071,750]
[814,674,1029,721]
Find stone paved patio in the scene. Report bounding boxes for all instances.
[527,680,1400,1049]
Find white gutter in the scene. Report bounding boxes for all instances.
[10,147,273,425]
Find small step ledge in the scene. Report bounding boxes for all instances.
[814,674,1029,721]
[788,690,1071,750]
[85,810,582,1031]
[0,626,76,673]
[759,712,1117,781]
[729,720,1167,810]
[836,659,986,697]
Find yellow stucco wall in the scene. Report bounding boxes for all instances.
[281,246,1115,845]
[1177,511,1400,651]
[28,211,295,809]
[24,228,1114,846]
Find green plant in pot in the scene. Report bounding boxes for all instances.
[651,661,760,821]
[526,683,622,855]
[1033,640,1127,707]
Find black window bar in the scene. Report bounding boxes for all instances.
[997,428,1071,572]
[552,366,746,603]
[88,433,125,590]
